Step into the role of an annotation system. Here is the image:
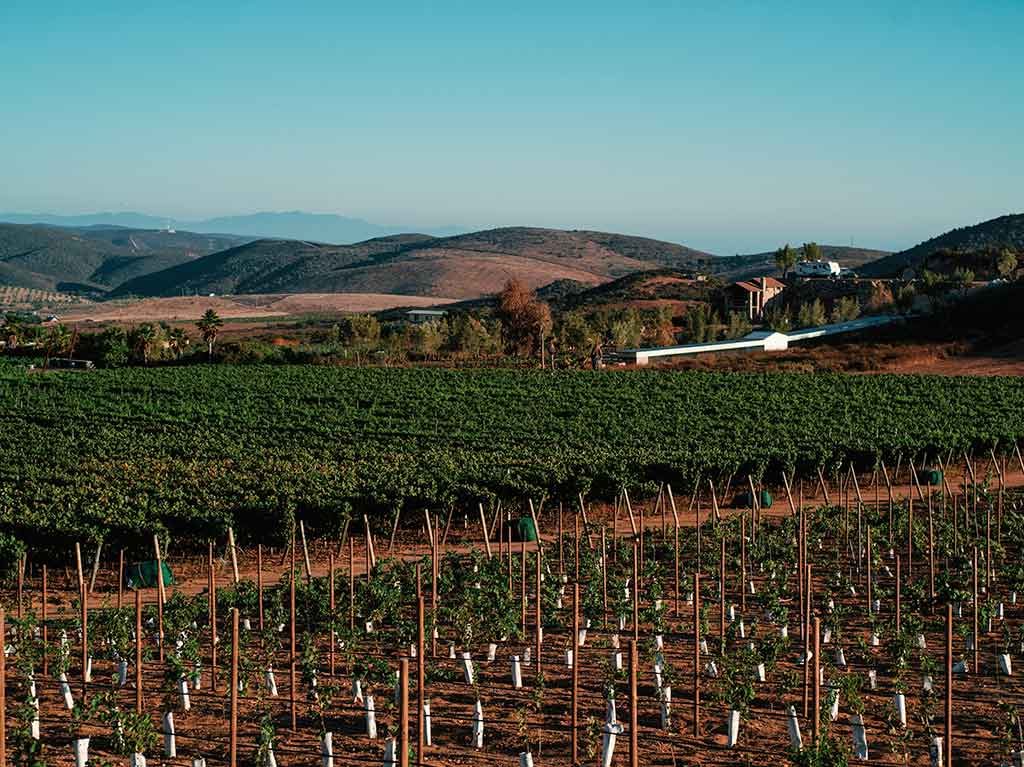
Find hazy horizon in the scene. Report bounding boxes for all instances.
[0,206,934,255]
[3,1,1022,255]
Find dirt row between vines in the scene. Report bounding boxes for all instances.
[6,461,1024,766]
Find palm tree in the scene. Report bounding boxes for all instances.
[195,309,224,361]
[129,323,160,365]
[167,327,189,360]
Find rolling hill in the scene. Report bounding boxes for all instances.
[860,213,1024,277]
[0,223,248,292]
[112,227,719,300]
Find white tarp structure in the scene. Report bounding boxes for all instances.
[622,315,900,365]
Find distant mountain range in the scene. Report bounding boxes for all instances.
[0,211,462,244]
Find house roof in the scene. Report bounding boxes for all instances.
[729,277,785,293]
[730,281,760,293]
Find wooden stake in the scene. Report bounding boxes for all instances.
[15,555,23,623]
[88,540,102,594]
[693,572,701,737]
[153,535,165,665]
[816,466,831,506]
[708,478,721,524]
[571,581,580,764]
[230,608,239,767]
[349,537,355,633]
[741,513,747,612]
[803,564,811,719]
[329,550,336,676]
[299,520,313,582]
[928,492,936,599]
[389,505,403,554]
[973,546,979,674]
[80,565,88,701]
[602,527,609,627]
[670,485,680,616]
[629,639,639,767]
[536,547,543,679]
[866,526,873,615]
[623,488,639,536]
[417,596,426,766]
[895,555,902,632]
[209,543,218,692]
[528,498,543,555]
[257,543,265,631]
[75,541,84,595]
[478,502,492,559]
[364,514,377,570]
[558,505,564,575]
[399,658,410,767]
[945,601,953,767]
[423,509,435,551]
[521,541,527,636]
[135,588,143,714]
[41,565,48,677]
[227,527,240,584]
[290,526,297,731]
[117,549,124,610]
[782,470,797,516]
[719,536,726,648]
[632,539,640,643]
[0,609,6,767]
[813,616,821,744]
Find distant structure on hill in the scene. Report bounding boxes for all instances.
[405,308,448,324]
[724,276,785,321]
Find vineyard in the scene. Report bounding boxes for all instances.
[0,287,90,309]
[2,365,1024,555]
[2,464,1024,767]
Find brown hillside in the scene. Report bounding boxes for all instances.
[112,227,717,300]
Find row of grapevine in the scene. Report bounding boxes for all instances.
[2,365,1023,555]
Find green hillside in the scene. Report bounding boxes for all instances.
[860,213,1024,277]
[0,223,247,292]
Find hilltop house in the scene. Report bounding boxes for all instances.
[724,276,785,321]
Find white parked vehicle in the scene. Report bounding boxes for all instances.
[795,260,841,278]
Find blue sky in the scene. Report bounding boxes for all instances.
[2,1,1021,254]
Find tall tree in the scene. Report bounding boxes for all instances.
[42,323,70,367]
[195,309,224,361]
[495,279,552,358]
[774,244,797,277]
[996,248,1018,278]
[801,242,822,262]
